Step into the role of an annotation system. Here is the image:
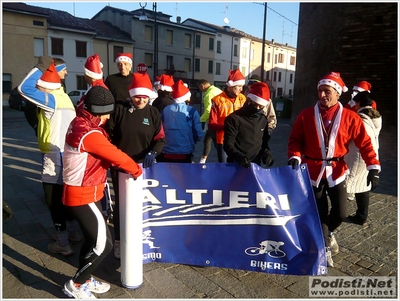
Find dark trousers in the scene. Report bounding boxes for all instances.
[42,182,75,232]
[202,129,215,157]
[313,180,347,239]
[216,144,228,163]
[69,201,113,284]
[355,191,369,221]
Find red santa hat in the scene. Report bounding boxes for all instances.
[154,75,161,86]
[171,80,191,103]
[37,61,61,90]
[159,74,174,92]
[247,82,271,106]
[226,69,246,87]
[317,72,348,95]
[115,53,133,65]
[84,54,103,80]
[128,72,154,97]
[353,81,372,93]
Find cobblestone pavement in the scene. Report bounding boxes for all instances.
[2,107,397,299]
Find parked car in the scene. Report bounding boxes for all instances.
[8,87,27,111]
[68,90,86,107]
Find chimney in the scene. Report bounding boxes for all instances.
[177,16,181,23]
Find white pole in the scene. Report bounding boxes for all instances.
[119,171,143,289]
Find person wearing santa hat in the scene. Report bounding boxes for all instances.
[208,69,247,162]
[345,91,382,226]
[149,75,162,105]
[345,80,377,112]
[152,74,175,113]
[224,82,274,168]
[288,72,381,268]
[62,86,142,299]
[157,80,203,163]
[104,52,133,105]
[107,72,165,258]
[18,56,80,257]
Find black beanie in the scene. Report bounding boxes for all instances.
[84,86,115,115]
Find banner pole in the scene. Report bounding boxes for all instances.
[119,171,143,288]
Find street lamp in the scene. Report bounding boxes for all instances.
[260,3,267,82]
[139,2,158,83]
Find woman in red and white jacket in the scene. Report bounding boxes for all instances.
[62,86,142,299]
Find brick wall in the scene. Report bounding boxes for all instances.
[293,3,397,132]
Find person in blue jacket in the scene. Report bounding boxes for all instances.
[157,80,203,163]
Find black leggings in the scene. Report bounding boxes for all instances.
[202,129,215,157]
[313,180,347,239]
[68,201,113,284]
[42,182,75,232]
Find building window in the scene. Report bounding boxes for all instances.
[144,25,153,42]
[278,53,284,64]
[51,38,63,55]
[34,38,44,57]
[195,35,201,48]
[233,45,238,57]
[241,66,246,76]
[217,41,221,53]
[266,71,270,80]
[278,72,282,82]
[216,62,221,75]
[208,37,214,51]
[241,47,247,58]
[76,75,87,90]
[166,30,173,46]
[233,64,238,70]
[184,58,191,72]
[145,53,153,68]
[273,72,277,82]
[184,33,192,48]
[250,49,254,61]
[113,46,123,61]
[76,41,87,58]
[289,89,292,95]
[3,73,12,94]
[290,56,296,66]
[208,60,213,74]
[274,54,278,64]
[277,87,283,96]
[289,73,293,83]
[195,58,200,72]
[267,52,271,63]
[33,20,44,26]
[166,55,174,70]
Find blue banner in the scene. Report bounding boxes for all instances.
[141,163,327,275]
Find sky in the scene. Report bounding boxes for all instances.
[27,1,300,47]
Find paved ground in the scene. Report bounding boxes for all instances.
[2,107,398,299]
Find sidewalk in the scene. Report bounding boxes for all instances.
[2,107,398,299]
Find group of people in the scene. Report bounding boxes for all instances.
[17,50,381,298]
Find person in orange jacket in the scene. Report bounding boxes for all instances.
[288,72,380,268]
[208,69,247,162]
[62,86,142,299]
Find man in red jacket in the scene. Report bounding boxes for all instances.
[288,72,380,268]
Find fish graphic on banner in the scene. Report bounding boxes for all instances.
[138,163,327,276]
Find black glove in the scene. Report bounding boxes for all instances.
[288,158,299,169]
[367,169,380,191]
[143,151,157,168]
[238,156,251,168]
[36,56,53,74]
[262,150,274,167]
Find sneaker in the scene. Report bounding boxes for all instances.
[86,276,110,294]
[51,231,82,242]
[63,279,97,299]
[114,240,121,259]
[325,247,334,267]
[48,240,74,256]
[347,214,367,226]
[326,233,339,254]
[198,158,206,164]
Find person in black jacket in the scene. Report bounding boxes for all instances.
[223,82,274,168]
